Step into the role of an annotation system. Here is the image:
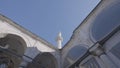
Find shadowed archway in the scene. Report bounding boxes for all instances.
[27,52,58,68]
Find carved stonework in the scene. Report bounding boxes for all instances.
[0,54,14,68]
[89,43,104,56]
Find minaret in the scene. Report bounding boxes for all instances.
[56,32,63,49]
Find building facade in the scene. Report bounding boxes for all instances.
[0,0,120,68]
[62,0,120,68]
[0,15,60,68]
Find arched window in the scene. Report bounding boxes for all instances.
[64,45,87,68]
[67,46,87,61]
[91,3,120,41]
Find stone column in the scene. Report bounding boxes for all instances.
[0,56,13,68]
[0,57,8,68]
[0,64,7,68]
[100,54,117,68]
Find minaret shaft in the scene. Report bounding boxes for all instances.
[56,32,63,49]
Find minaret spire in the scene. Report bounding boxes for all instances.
[56,32,63,49]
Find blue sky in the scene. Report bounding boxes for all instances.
[0,0,100,47]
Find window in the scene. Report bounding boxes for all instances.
[67,45,87,61]
[91,3,120,41]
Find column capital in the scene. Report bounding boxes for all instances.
[89,43,104,56]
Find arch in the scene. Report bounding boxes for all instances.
[0,34,27,55]
[27,52,58,68]
[64,45,87,68]
[91,2,120,41]
[0,33,27,67]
